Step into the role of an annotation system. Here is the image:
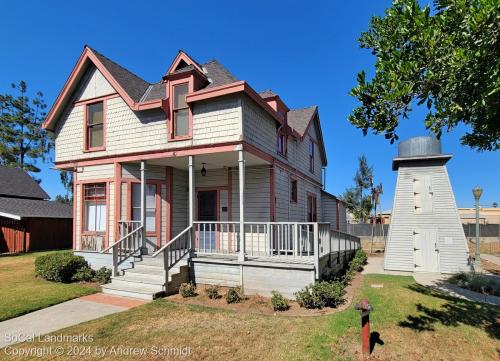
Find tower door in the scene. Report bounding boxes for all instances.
[413,228,439,272]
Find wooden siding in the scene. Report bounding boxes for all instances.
[0,217,72,254]
[242,96,323,184]
[122,163,166,180]
[231,166,270,222]
[385,161,469,273]
[274,165,322,222]
[74,67,115,102]
[77,164,114,180]
[321,193,339,230]
[172,168,188,237]
[54,74,243,163]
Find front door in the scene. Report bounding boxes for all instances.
[197,191,217,251]
[413,228,439,272]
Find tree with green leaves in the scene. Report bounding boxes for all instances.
[56,170,73,204]
[0,81,52,174]
[349,0,499,151]
[342,155,374,223]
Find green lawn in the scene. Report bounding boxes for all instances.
[0,251,98,321]
[2,274,498,360]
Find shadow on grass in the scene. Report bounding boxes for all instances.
[370,331,384,354]
[398,283,500,340]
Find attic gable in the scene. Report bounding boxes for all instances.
[165,50,204,76]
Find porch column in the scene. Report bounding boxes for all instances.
[188,156,195,225]
[140,160,147,253]
[238,149,246,262]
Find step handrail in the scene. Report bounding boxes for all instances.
[101,226,143,253]
[151,225,192,257]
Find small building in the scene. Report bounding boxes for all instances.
[0,166,72,254]
[384,136,469,274]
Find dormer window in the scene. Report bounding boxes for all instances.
[85,101,105,151]
[276,126,287,156]
[172,83,189,138]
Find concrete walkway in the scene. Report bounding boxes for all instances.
[0,294,148,348]
[363,256,500,306]
[481,253,500,266]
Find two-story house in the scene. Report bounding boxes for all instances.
[43,46,359,299]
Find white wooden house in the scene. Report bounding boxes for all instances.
[43,46,359,299]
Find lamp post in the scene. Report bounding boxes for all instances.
[472,186,483,270]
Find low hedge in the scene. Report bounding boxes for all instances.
[35,252,89,283]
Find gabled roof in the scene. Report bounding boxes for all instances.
[258,90,278,99]
[0,166,49,200]
[287,106,318,137]
[0,197,72,220]
[90,47,150,103]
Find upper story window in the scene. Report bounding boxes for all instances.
[290,179,298,203]
[84,183,106,233]
[277,129,286,156]
[172,83,189,138]
[85,101,104,150]
[309,140,315,173]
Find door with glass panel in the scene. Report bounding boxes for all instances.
[131,183,158,250]
[197,191,217,252]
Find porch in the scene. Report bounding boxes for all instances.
[73,147,360,298]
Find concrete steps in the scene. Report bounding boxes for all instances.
[102,256,190,300]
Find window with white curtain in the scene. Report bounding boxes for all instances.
[84,183,106,232]
[132,183,157,232]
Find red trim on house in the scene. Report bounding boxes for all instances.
[165,51,205,76]
[269,164,275,221]
[74,93,119,106]
[114,162,122,242]
[43,47,164,131]
[80,182,109,249]
[55,142,242,169]
[166,167,173,241]
[125,179,163,247]
[74,177,114,185]
[72,172,77,250]
[167,77,193,141]
[83,98,107,152]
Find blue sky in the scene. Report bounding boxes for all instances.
[1,0,498,210]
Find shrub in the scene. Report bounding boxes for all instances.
[354,249,368,265]
[225,288,242,304]
[35,252,89,283]
[93,267,112,284]
[179,282,197,298]
[295,285,324,309]
[449,272,500,296]
[271,291,290,311]
[72,266,95,282]
[295,281,347,309]
[312,281,346,307]
[205,285,220,299]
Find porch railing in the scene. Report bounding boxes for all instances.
[101,221,143,276]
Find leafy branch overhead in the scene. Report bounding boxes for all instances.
[349,0,500,151]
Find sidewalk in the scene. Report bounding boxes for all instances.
[0,294,148,348]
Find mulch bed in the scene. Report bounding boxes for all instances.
[166,271,364,317]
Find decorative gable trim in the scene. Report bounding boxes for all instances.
[165,51,205,76]
[43,46,162,130]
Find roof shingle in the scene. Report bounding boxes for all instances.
[0,166,49,200]
[0,197,72,219]
[287,106,318,136]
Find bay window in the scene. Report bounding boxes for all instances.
[84,183,106,233]
[131,183,157,233]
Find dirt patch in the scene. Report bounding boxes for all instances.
[166,272,364,317]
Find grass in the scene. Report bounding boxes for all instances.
[0,251,98,321]
[2,274,498,360]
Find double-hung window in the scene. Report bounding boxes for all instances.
[276,125,286,156]
[84,183,106,233]
[307,194,317,222]
[172,84,189,138]
[131,183,157,233]
[290,179,298,203]
[86,101,104,149]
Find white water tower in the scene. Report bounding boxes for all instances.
[384,136,470,273]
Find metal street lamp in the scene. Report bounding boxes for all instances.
[472,186,483,270]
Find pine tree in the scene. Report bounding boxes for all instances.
[342,155,374,223]
[0,81,52,174]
